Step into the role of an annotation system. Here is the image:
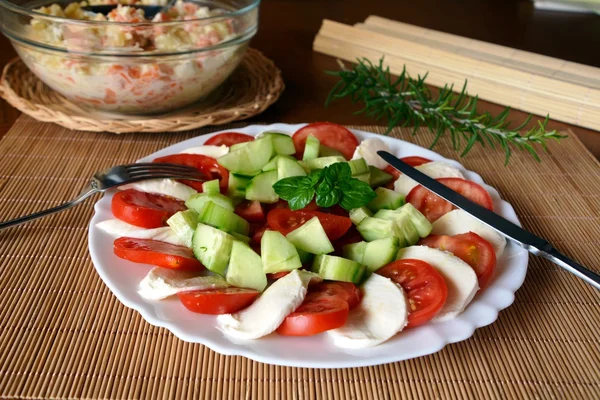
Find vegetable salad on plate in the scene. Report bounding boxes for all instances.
[97,122,507,349]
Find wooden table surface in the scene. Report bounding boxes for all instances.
[1,0,599,158]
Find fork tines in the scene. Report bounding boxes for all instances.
[124,163,205,180]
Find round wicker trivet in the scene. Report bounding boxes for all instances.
[0,48,284,133]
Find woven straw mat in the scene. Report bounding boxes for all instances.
[1,117,599,399]
[0,49,284,133]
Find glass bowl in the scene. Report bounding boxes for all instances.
[0,0,259,115]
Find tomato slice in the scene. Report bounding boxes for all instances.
[267,209,352,241]
[276,282,361,336]
[153,154,229,193]
[235,200,265,222]
[406,178,493,222]
[250,223,268,245]
[384,156,432,180]
[377,259,448,328]
[292,122,359,160]
[205,132,254,146]
[111,189,186,228]
[178,287,259,314]
[113,237,203,270]
[420,232,497,289]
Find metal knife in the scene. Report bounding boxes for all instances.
[378,150,600,290]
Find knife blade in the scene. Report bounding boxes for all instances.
[378,150,600,290]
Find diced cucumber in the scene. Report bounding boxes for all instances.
[369,166,394,188]
[347,158,369,175]
[311,255,367,284]
[192,223,234,275]
[228,173,252,198]
[306,156,346,171]
[226,241,267,292]
[342,241,367,264]
[277,157,307,180]
[261,230,302,273]
[349,207,373,225]
[261,156,280,172]
[286,217,334,254]
[231,232,251,244]
[357,217,394,241]
[202,179,220,195]
[366,187,405,212]
[166,209,198,248]
[197,201,249,236]
[263,132,296,156]
[361,237,399,272]
[398,203,432,238]
[217,136,274,174]
[245,170,279,203]
[303,134,320,161]
[230,142,250,152]
[393,213,420,246]
[186,192,234,213]
[319,144,344,158]
[297,248,314,265]
[354,172,371,184]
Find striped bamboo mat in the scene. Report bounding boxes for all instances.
[1,116,599,399]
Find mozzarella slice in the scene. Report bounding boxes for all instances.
[397,246,478,321]
[431,209,506,258]
[351,138,391,169]
[180,145,229,158]
[119,179,197,201]
[138,268,229,300]
[328,274,408,349]
[394,161,464,195]
[96,219,186,247]
[216,269,313,340]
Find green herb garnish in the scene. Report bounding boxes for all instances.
[273,163,376,210]
[325,58,567,164]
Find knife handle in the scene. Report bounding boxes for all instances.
[541,248,600,290]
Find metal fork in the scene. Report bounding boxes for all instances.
[0,163,205,230]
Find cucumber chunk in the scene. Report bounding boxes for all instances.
[166,209,198,248]
[197,201,250,236]
[186,192,234,213]
[261,156,280,172]
[398,203,432,238]
[353,172,371,184]
[228,173,252,198]
[311,255,367,284]
[226,241,267,292]
[263,132,296,156]
[393,213,420,246]
[277,157,307,180]
[369,166,394,188]
[319,144,344,158]
[245,170,279,203]
[303,134,320,161]
[261,230,302,273]
[366,187,405,212]
[342,241,367,264]
[192,223,234,275]
[349,207,373,225]
[230,142,250,152]
[218,136,274,174]
[362,237,400,272]
[286,217,334,254]
[347,158,369,175]
[231,232,251,244]
[202,179,220,195]
[297,248,314,265]
[306,156,346,171]
[357,217,394,241]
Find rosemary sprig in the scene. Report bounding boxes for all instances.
[325,58,567,164]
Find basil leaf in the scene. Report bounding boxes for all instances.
[308,170,324,186]
[339,178,377,210]
[316,188,341,208]
[272,176,307,200]
[323,162,352,182]
[287,188,315,210]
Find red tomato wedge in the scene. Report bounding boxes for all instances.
[276,282,361,336]
[292,122,359,160]
[406,178,493,222]
[112,189,186,228]
[420,232,497,289]
[205,132,254,146]
[177,287,259,314]
[250,223,268,246]
[113,237,203,270]
[384,156,432,180]
[267,271,290,280]
[153,154,229,193]
[235,200,265,222]
[267,209,352,241]
[377,259,448,328]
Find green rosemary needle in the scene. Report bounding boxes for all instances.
[325,58,567,164]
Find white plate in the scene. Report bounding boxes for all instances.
[88,124,528,368]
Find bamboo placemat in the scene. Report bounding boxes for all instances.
[1,116,599,399]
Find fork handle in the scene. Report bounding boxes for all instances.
[0,184,98,231]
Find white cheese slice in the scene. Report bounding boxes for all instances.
[96,219,186,247]
[138,268,229,300]
[327,274,408,349]
[397,246,479,322]
[431,209,506,258]
[216,269,313,340]
[119,179,197,201]
[180,145,229,158]
[394,161,465,195]
[351,138,391,169]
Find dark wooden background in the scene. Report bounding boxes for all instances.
[1,0,599,157]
